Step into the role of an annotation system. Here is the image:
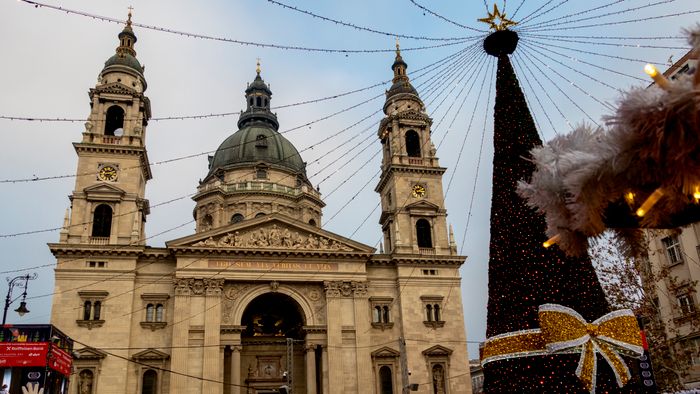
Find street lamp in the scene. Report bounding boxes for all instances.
[3,273,37,326]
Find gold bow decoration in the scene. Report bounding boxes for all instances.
[482,304,644,393]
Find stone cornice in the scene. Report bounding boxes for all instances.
[73,143,152,181]
[48,244,171,259]
[168,247,373,261]
[193,186,325,208]
[375,165,447,193]
[378,110,433,132]
[369,254,465,267]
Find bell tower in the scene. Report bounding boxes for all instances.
[60,11,152,245]
[375,43,457,256]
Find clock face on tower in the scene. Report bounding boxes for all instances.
[411,184,426,198]
[97,164,118,182]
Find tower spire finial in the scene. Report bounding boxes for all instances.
[395,37,400,52]
[256,58,261,75]
[127,6,134,27]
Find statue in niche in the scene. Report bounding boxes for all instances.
[432,365,446,394]
[78,370,93,394]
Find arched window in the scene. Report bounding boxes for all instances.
[416,219,432,248]
[155,304,164,322]
[426,304,433,322]
[201,214,213,231]
[92,204,112,238]
[93,301,102,320]
[105,105,125,136]
[249,97,254,107]
[405,130,421,157]
[231,214,244,224]
[379,366,393,394]
[433,304,441,322]
[264,98,268,107]
[142,369,157,394]
[308,219,317,227]
[146,304,154,322]
[83,301,92,320]
[373,306,381,323]
[383,306,391,323]
[256,97,262,107]
[255,213,266,218]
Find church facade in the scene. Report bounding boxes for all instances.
[48,17,471,394]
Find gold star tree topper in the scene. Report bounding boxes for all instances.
[478,4,518,31]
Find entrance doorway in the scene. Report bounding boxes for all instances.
[240,293,307,394]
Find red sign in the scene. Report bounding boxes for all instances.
[0,343,48,368]
[48,345,72,376]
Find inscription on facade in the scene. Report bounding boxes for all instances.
[208,260,338,272]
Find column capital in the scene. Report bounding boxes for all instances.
[174,278,193,296]
[323,280,368,298]
[305,343,316,352]
[204,278,225,296]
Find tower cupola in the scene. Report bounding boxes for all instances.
[239,60,279,130]
[384,41,420,114]
[101,9,145,86]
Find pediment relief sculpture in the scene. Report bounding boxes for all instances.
[192,223,354,251]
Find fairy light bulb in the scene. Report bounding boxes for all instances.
[543,234,561,248]
[644,64,670,90]
[636,188,665,217]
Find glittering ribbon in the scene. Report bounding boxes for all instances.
[481,304,643,393]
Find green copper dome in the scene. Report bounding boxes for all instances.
[207,69,306,177]
[208,123,306,175]
[101,17,144,76]
[103,53,144,74]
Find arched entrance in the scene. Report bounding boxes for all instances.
[239,293,308,394]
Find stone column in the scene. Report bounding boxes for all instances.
[231,345,242,394]
[352,282,372,392]
[305,343,317,394]
[321,345,329,393]
[202,278,225,394]
[169,278,193,394]
[323,281,344,391]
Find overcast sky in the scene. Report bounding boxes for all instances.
[0,0,698,358]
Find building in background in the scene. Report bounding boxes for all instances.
[469,359,483,394]
[47,17,471,394]
[642,48,700,389]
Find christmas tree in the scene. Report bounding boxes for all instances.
[480,26,639,393]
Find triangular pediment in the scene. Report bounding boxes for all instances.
[405,200,440,211]
[132,348,170,361]
[371,346,400,359]
[74,347,107,360]
[421,345,453,357]
[92,82,138,96]
[84,183,126,201]
[167,213,374,253]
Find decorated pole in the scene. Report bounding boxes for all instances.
[478,5,642,393]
